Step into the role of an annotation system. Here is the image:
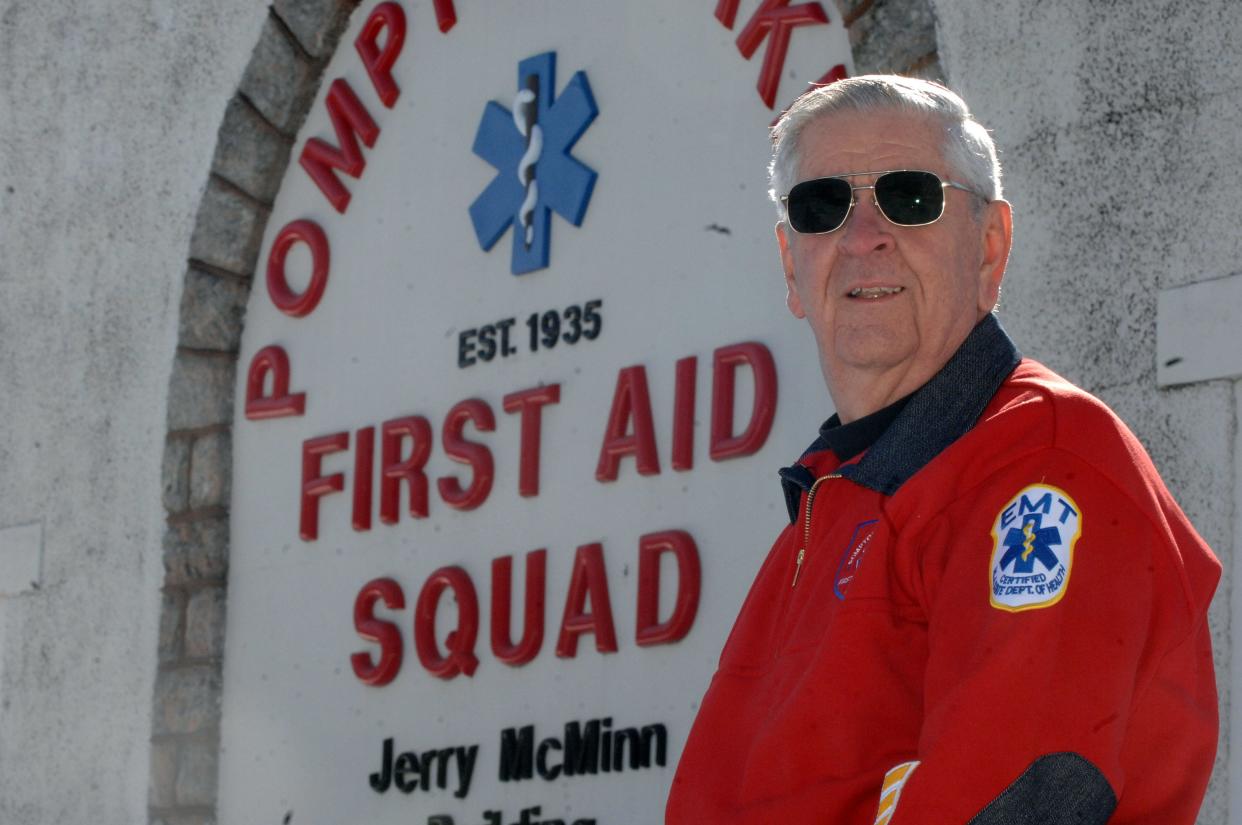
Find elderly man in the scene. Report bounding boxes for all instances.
[666,76,1220,824]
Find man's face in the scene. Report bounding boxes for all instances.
[777,110,1011,412]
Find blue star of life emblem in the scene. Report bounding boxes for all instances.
[469,52,599,275]
[998,513,1062,574]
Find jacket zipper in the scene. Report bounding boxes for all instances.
[792,473,842,587]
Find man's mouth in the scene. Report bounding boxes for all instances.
[847,286,904,299]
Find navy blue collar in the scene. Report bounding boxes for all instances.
[779,314,1021,522]
[816,392,912,462]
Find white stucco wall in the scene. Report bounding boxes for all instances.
[932,0,1241,821]
[0,2,267,822]
[0,0,1238,822]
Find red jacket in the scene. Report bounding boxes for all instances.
[667,321,1219,825]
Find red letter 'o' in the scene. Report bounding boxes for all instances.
[267,219,330,317]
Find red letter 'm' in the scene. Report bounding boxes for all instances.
[299,78,379,213]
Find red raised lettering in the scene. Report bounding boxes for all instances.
[244,345,306,420]
[438,399,495,511]
[414,566,480,679]
[726,0,830,109]
[491,549,546,666]
[266,219,331,317]
[815,63,847,87]
[352,426,375,531]
[380,416,432,524]
[671,356,697,472]
[635,530,702,646]
[300,431,349,541]
[595,366,660,481]
[350,577,404,686]
[555,543,618,658]
[299,78,379,213]
[710,341,778,460]
[714,0,742,28]
[502,384,561,497]
[433,0,457,32]
[355,2,406,108]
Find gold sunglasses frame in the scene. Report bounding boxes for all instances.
[780,169,981,234]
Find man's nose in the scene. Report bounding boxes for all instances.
[838,193,894,256]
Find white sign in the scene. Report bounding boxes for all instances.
[222,2,852,823]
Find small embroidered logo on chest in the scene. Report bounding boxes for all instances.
[990,484,1082,611]
[834,519,879,600]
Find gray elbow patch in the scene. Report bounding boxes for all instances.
[968,753,1117,825]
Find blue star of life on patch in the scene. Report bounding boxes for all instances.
[998,513,1062,574]
[469,52,598,275]
[989,483,1082,612]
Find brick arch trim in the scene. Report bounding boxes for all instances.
[150,2,358,823]
[148,0,938,821]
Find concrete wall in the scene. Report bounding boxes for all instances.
[0,2,267,822]
[932,0,1242,820]
[0,0,1237,822]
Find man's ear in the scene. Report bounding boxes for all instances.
[977,199,1013,314]
[777,222,806,319]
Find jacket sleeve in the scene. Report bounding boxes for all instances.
[883,448,1218,825]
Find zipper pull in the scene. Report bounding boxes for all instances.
[792,473,840,589]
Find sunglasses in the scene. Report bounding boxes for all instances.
[781,170,980,234]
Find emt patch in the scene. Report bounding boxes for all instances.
[989,484,1082,612]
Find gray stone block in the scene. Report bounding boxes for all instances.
[153,666,222,735]
[239,15,320,135]
[163,437,191,514]
[185,586,228,660]
[190,432,232,510]
[149,739,178,809]
[188,177,267,277]
[274,0,354,59]
[178,267,251,353]
[212,96,293,205]
[850,0,938,76]
[175,736,220,806]
[159,589,186,664]
[167,351,235,432]
[831,0,876,25]
[903,54,945,84]
[163,519,229,587]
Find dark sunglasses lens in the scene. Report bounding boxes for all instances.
[787,178,852,233]
[875,171,944,225]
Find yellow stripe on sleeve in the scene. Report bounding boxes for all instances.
[873,760,920,825]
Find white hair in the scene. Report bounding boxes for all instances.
[768,75,1003,216]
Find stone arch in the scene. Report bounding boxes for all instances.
[147,1,939,821]
[149,3,356,822]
